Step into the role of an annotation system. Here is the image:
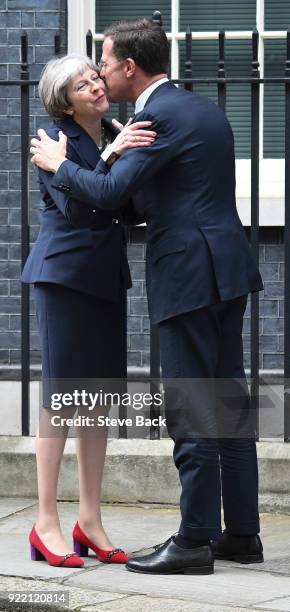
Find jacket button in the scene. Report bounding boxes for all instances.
[112,218,119,224]
[92,209,96,213]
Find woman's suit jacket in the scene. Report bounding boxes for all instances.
[21,116,132,302]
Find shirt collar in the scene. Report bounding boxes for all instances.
[134,77,169,114]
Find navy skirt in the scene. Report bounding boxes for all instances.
[34,282,127,379]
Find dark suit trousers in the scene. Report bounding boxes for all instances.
[158,295,260,540]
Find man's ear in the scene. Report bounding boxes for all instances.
[124,58,136,79]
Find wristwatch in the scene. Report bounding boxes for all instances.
[105,151,120,168]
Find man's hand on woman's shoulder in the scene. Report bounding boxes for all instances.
[30,128,68,173]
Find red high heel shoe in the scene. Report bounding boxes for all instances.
[29,525,84,568]
[72,521,128,563]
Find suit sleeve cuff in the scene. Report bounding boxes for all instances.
[51,159,75,193]
[101,144,114,162]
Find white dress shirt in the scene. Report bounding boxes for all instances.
[134,77,169,113]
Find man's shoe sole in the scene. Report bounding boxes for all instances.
[125,564,214,575]
[214,553,264,564]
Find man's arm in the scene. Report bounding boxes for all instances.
[36,133,100,228]
[50,114,177,212]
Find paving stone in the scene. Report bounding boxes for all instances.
[81,596,257,612]
[0,498,36,519]
[67,564,290,609]
[256,598,290,611]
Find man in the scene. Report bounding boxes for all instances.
[30,18,264,575]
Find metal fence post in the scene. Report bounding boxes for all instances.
[147,9,164,438]
[250,29,260,437]
[86,29,93,58]
[20,32,30,436]
[54,32,61,56]
[184,27,193,91]
[118,102,128,126]
[218,30,226,112]
[152,10,162,26]
[149,322,161,439]
[284,29,290,441]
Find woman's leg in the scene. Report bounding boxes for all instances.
[75,410,114,550]
[75,292,127,550]
[35,409,75,555]
[33,284,76,554]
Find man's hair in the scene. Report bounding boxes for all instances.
[104,18,169,76]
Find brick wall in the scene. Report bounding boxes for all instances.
[243,240,284,371]
[127,230,149,368]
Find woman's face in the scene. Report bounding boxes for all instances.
[65,66,109,120]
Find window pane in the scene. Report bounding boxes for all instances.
[179,39,252,158]
[180,0,256,32]
[265,0,290,30]
[264,39,286,158]
[95,0,171,32]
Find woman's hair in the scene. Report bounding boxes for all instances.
[38,53,99,119]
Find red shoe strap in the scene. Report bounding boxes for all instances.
[59,552,78,566]
[105,548,125,562]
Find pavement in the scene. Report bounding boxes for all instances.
[0,499,290,611]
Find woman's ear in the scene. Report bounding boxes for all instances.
[63,107,74,116]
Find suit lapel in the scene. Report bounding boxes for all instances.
[77,130,100,169]
[55,116,100,169]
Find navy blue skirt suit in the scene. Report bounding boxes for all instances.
[21,116,132,380]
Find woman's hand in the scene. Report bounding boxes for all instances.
[111,119,156,156]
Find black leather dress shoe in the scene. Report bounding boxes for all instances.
[125,536,214,575]
[212,531,264,564]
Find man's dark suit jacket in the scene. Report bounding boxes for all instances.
[21,116,131,301]
[51,81,263,323]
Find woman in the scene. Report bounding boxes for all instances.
[22,54,155,568]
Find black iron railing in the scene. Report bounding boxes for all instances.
[1,10,290,439]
